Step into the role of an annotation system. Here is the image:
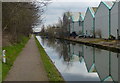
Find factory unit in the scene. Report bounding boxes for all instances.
[95,1,113,39]
[84,7,97,37]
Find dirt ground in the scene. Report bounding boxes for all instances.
[70,37,120,49]
[5,35,48,81]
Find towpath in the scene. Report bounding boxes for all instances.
[5,35,48,81]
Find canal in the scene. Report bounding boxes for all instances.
[36,36,119,82]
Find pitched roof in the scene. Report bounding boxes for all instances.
[102,1,114,9]
[111,1,118,10]
[63,12,72,21]
[95,1,114,15]
[80,12,85,20]
[70,12,80,22]
[88,7,97,17]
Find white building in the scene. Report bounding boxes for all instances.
[69,12,81,35]
[111,2,118,39]
[79,12,85,36]
[84,7,97,37]
[95,1,113,39]
[119,2,120,39]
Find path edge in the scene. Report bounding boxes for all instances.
[35,36,65,81]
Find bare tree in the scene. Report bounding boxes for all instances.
[2,1,49,45]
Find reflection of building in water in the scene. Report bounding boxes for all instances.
[73,44,81,56]
[62,42,70,62]
[69,43,79,62]
[59,39,119,82]
[95,49,118,82]
[83,46,96,73]
[118,52,120,83]
[70,43,74,55]
[95,48,111,81]
[110,52,118,82]
[66,42,119,82]
[69,43,84,62]
[67,44,71,57]
[77,44,84,63]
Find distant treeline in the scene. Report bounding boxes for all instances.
[2,2,46,45]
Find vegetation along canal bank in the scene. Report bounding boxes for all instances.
[2,36,29,80]
[35,36,64,81]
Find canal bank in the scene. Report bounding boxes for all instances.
[35,36,64,81]
[58,37,120,53]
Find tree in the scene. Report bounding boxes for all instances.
[2,2,49,45]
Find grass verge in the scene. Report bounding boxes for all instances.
[35,36,64,81]
[2,36,29,80]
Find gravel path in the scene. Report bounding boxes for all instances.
[5,36,48,81]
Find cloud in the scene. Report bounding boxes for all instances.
[43,2,100,26]
[37,0,116,28]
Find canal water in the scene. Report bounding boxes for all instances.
[36,36,119,82]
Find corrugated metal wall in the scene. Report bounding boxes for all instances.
[111,2,118,39]
[84,9,94,36]
[95,3,110,39]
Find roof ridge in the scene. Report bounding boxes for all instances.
[102,1,113,9]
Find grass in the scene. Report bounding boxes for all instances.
[0,47,2,82]
[87,39,104,43]
[2,36,29,80]
[0,62,2,82]
[35,36,64,81]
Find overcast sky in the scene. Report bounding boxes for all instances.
[34,0,115,32]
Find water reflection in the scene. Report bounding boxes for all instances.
[36,36,119,82]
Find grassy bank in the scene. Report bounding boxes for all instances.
[2,36,29,80]
[35,37,64,81]
[0,61,2,82]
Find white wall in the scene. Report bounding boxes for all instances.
[84,9,94,36]
[79,16,84,35]
[74,22,81,35]
[69,21,81,35]
[111,2,118,39]
[95,3,110,39]
[119,2,120,38]
[79,21,83,35]
[70,22,73,34]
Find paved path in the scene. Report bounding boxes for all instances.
[5,36,48,81]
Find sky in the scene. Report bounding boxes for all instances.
[33,0,116,32]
